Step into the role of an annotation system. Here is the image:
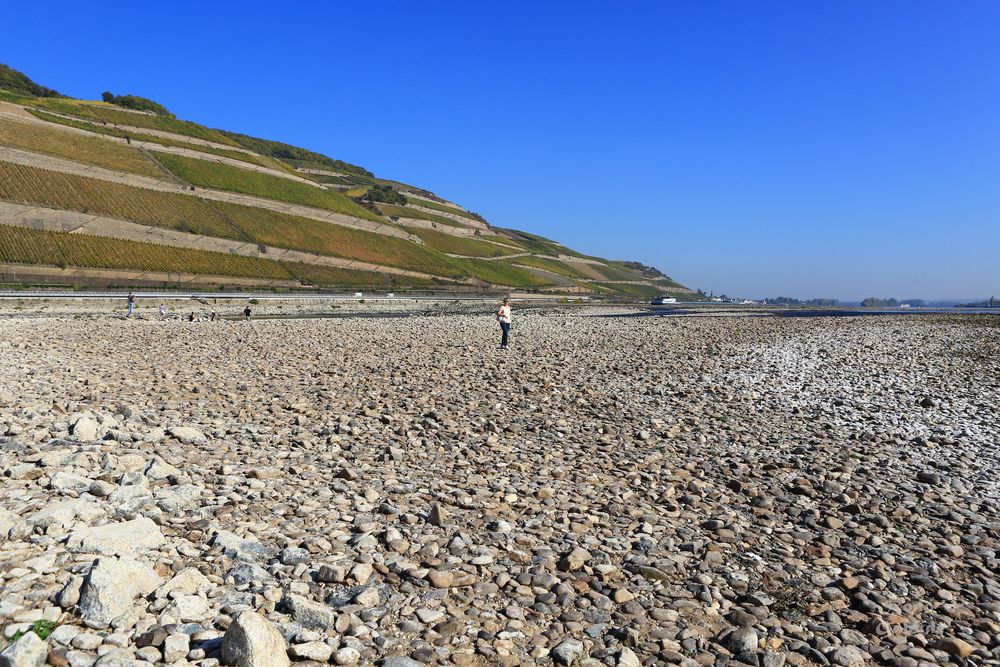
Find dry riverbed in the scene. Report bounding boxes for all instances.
[0,310,998,667]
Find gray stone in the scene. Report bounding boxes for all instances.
[378,658,423,667]
[552,639,585,665]
[827,646,868,667]
[227,563,272,585]
[211,531,276,562]
[0,631,47,667]
[729,627,759,653]
[283,593,335,630]
[278,547,309,566]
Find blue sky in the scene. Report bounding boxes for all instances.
[5,1,999,299]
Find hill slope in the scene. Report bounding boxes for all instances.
[0,64,692,298]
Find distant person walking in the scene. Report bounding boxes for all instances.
[158,303,166,319]
[496,298,512,350]
[243,305,252,321]
[127,292,136,317]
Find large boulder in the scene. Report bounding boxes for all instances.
[78,557,161,628]
[220,611,290,667]
[67,517,165,556]
[25,498,104,532]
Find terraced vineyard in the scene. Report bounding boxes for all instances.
[28,97,238,146]
[0,224,292,279]
[28,110,296,174]
[376,203,466,228]
[405,196,482,223]
[0,161,241,239]
[208,202,466,277]
[0,63,694,296]
[0,115,161,178]
[152,151,383,222]
[510,255,593,279]
[409,228,524,257]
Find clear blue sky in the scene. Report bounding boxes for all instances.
[5,1,999,299]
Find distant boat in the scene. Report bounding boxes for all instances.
[651,296,677,305]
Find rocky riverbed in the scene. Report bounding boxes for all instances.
[1,310,998,667]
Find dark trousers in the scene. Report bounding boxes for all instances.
[500,322,510,347]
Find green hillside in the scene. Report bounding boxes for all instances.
[0,63,693,298]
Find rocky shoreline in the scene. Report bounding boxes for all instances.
[1,310,998,666]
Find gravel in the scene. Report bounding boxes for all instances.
[1,307,998,666]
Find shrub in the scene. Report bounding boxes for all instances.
[100,91,174,117]
[362,184,407,206]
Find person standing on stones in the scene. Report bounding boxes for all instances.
[496,297,512,350]
[127,292,136,317]
[158,303,166,319]
[243,305,252,321]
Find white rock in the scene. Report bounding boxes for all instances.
[156,567,211,599]
[163,632,189,662]
[27,498,104,531]
[220,610,290,667]
[333,647,361,665]
[71,414,100,441]
[161,594,209,622]
[289,641,332,662]
[166,426,206,445]
[49,471,95,494]
[0,509,18,540]
[143,456,180,481]
[66,517,165,556]
[78,557,161,628]
[618,647,642,667]
[153,484,202,513]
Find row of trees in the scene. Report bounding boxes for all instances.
[101,92,173,117]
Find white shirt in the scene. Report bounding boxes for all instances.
[497,305,512,324]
